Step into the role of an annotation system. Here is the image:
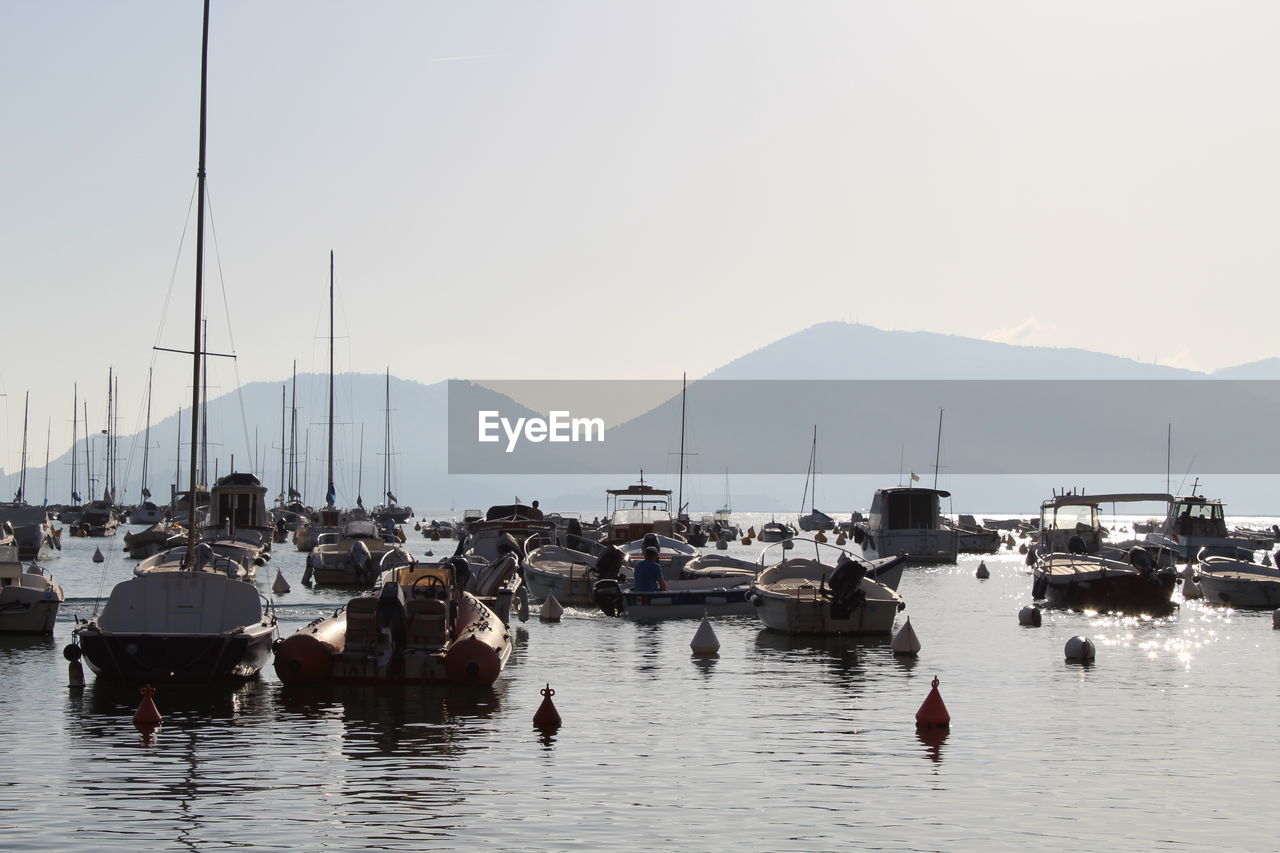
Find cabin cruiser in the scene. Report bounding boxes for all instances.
[1144,492,1258,562]
[306,519,407,586]
[600,480,687,547]
[853,487,958,563]
[0,505,60,560]
[0,530,63,633]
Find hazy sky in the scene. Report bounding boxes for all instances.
[4,0,1279,474]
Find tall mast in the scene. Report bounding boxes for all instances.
[200,318,209,488]
[278,384,286,505]
[140,367,153,502]
[677,373,686,519]
[71,384,79,506]
[186,0,211,563]
[326,250,335,508]
[356,423,364,509]
[16,391,28,503]
[104,369,111,502]
[1166,423,1172,494]
[932,407,944,490]
[42,417,50,507]
[111,370,119,502]
[383,368,391,506]
[799,424,816,516]
[288,360,297,502]
[84,401,93,503]
[173,409,182,505]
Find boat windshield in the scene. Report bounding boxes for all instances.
[611,508,672,525]
[1043,504,1098,531]
[1172,501,1227,537]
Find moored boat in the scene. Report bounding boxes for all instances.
[853,487,958,564]
[273,558,511,687]
[1195,556,1280,608]
[0,531,63,633]
[749,540,906,635]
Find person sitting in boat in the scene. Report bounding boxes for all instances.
[632,546,666,592]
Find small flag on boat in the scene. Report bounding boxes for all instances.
[910,472,920,482]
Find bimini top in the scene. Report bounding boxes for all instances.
[876,486,951,499]
[607,484,672,497]
[1041,492,1173,508]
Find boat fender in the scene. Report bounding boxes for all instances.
[750,594,762,607]
[63,643,82,662]
[517,584,530,622]
[1031,572,1049,600]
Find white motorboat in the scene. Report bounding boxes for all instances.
[853,487,958,563]
[756,520,796,543]
[681,552,760,579]
[619,534,697,580]
[1143,490,1257,562]
[749,539,906,635]
[134,544,252,581]
[1195,556,1280,608]
[522,544,608,605]
[306,519,408,586]
[0,532,62,633]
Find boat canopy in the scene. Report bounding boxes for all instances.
[1042,493,1173,508]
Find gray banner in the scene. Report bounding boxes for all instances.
[447,379,1280,475]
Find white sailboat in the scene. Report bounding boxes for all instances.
[71,0,276,681]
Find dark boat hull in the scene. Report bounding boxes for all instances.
[1041,572,1177,616]
[78,630,274,682]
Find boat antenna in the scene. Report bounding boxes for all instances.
[185,0,211,570]
[677,373,686,519]
[15,391,28,503]
[1175,457,1197,496]
[1165,423,1171,494]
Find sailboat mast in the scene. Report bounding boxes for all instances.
[43,417,50,506]
[71,384,79,506]
[112,370,119,502]
[279,384,286,505]
[16,391,28,503]
[357,423,364,509]
[84,402,92,503]
[186,0,211,559]
[326,250,335,507]
[1166,423,1172,494]
[200,319,209,488]
[677,372,686,519]
[932,407,943,490]
[140,367,152,502]
[383,368,391,506]
[289,360,297,501]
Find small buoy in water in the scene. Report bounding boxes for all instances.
[716,538,729,550]
[1018,605,1042,627]
[740,537,752,546]
[915,676,950,729]
[690,616,720,656]
[891,618,921,655]
[414,522,421,531]
[92,546,104,563]
[425,550,434,557]
[1018,542,1028,555]
[1263,552,1274,568]
[814,531,827,543]
[1181,575,1202,600]
[1180,564,1196,580]
[272,570,290,595]
[746,526,756,538]
[133,684,163,732]
[1064,636,1096,661]
[975,561,990,579]
[835,534,847,546]
[533,683,562,729]
[539,594,564,623]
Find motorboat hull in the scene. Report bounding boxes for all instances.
[859,528,958,564]
[0,594,60,633]
[752,590,900,635]
[1196,558,1280,608]
[1034,555,1177,615]
[78,627,275,681]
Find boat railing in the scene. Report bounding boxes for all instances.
[756,536,868,569]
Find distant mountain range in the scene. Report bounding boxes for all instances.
[10,323,1280,514]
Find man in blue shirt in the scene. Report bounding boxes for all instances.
[631,546,667,592]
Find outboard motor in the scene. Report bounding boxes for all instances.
[595,545,625,580]
[375,580,408,658]
[566,518,585,550]
[1066,534,1088,555]
[852,527,865,546]
[642,532,661,551]
[350,540,373,584]
[449,556,473,592]
[827,557,868,620]
[1128,545,1156,577]
[593,578,626,617]
[497,532,523,560]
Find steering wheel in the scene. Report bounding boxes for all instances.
[410,574,446,599]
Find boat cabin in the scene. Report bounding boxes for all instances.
[205,472,270,535]
[869,487,949,533]
[1039,492,1173,555]
[1166,496,1228,539]
[603,481,681,545]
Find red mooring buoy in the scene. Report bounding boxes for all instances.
[132,684,163,730]
[915,676,950,729]
[532,683,562,729]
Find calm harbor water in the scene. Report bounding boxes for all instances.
[4,513,1279,852]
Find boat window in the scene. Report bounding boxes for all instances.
[1045,504,1097,531]
[886,491,937,529]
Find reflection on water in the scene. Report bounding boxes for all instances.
[8,521,1280,851]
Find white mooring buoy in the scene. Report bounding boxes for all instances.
[1064,635,1096,661]
[92,546,104,563]
[1018,605,1042,627]
[975,561,990,579]
[540,594,564,623]
[1181,575,1202,600]
[272,570,291,595]
[891,618,921,655]
[690,616,720,656]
